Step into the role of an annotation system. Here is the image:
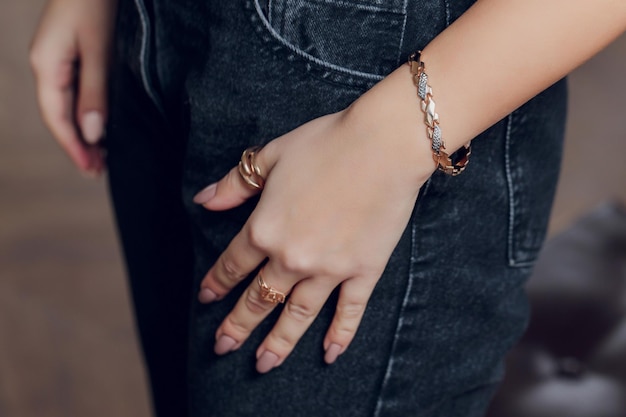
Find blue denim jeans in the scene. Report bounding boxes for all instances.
[106,0,567,416]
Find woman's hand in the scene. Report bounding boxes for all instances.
[193,72,437,373]
[30,0,117,176]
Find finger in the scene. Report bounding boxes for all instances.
[36,78,95,173]
[31,39,102,174]
[76,36,108,145]
[213,261,299,357]
[88,146,107,177]
[198,222,267,303]
[254,277,337,373]
[322,276,377,364]
[193,142,278,211]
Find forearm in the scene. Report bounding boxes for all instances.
[350,0,626,178]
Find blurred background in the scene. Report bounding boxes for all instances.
[1,2,625,417]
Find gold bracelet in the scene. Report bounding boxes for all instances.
[408,51,471,176]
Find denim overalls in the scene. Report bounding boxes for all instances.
[106,0,567,416]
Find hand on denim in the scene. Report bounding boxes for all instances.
[30,0,117,177]
[193,75,437,374]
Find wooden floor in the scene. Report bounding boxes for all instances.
[1,2,624,416]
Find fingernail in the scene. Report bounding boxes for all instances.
[214,335,238,355]
[324,343,342,364]
[256,351,279,374]
[193,183,217,204]
[81,111,104,144]
[198,288,217,303]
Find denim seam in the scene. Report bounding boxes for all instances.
[504,112,516,268]
[504,112,536,268]
[132,0,164,114]
[444,0,451,26]
[504,112,531,269]
[252,0,385,81]
[306,0,404,13]
[373,178,432,417]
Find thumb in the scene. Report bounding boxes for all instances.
[193,144,277,211]
[76,38,108,145]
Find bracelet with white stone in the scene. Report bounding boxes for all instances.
[408,51,471,176]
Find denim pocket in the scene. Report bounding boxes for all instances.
[504,80,567,267]
[249,0,408,84]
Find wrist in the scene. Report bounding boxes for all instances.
[342,65,437,185]
[408,50,471,176]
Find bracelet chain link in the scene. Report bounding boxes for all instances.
[408,51,471,176]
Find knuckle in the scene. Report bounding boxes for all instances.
[331,302,366,339]
[224,315,253,336]
[247,221,271,250]
[277,247,312,274]
[334,324,356,338]
[220,256,244,283]
[245,288,274,315]
[337,301,366,320]
[268,330,297,351]
[285,300,316,323]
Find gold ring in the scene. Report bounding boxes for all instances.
[257,269,287,304]
[238,146,265,190]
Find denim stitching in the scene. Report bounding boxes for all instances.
[504,113,536,268]
[504,113,517,267]
[444,0,451,27]
[132,0,164,114]
[309,0,403,13]
[373,178,432,417]
[253,0,385,81]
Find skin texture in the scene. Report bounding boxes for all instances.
[196,0,626,373]
[31,0,626,373]
[194,108,435,372]
[30,0,118,176]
